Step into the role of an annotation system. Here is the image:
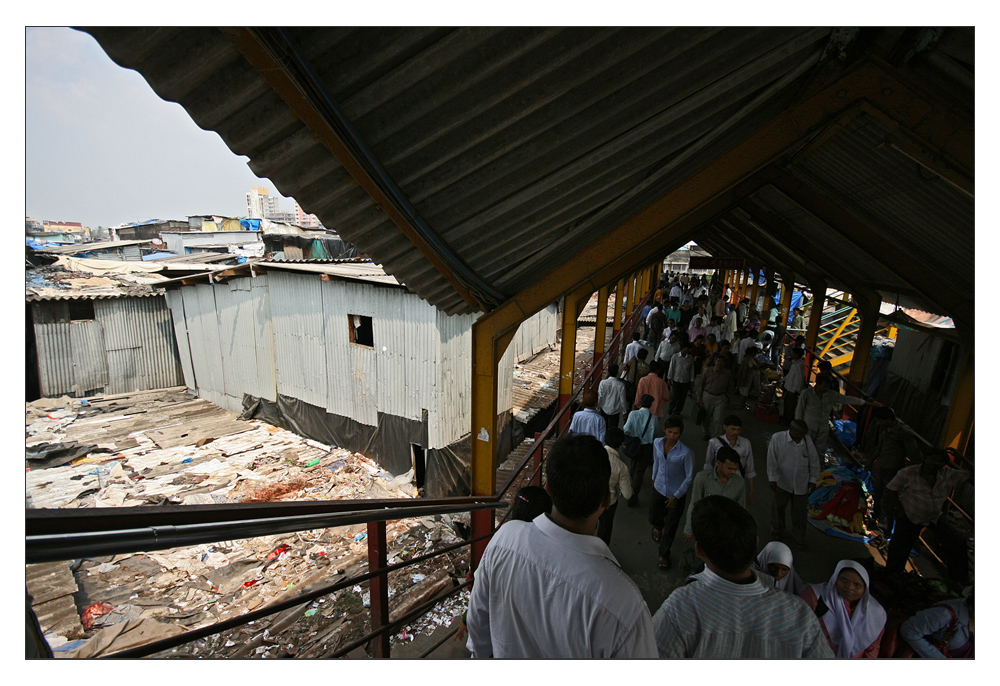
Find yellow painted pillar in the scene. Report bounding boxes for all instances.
[593,285,609,388]
[847,294,881,390]
[625,274,636,318]
[759,269,775,333]
[940,348,974,455]
[749,267,761,313]
[804,283,826,382]
[613,278,624,345]
[470,313,519,565]
[780,273,795,327]
[558,287,592,432]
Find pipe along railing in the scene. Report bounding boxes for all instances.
[25,282,656,659]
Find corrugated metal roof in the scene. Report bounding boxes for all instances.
[81,27,973,330]
[35,240,151,254]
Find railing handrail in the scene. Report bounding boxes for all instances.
[494,285,654,502]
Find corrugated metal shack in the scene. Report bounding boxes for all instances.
[161,260,557,497]
[27,266,184,398]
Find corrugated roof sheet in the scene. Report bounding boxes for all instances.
[81,27,973,329]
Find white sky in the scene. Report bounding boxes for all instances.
[25,27,296,228]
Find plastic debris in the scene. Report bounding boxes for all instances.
[353,532,367,542]
[304,609,317,617]
[303,458,321,467]
[81,602,114,629]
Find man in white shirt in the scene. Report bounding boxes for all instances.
[781,347,806,422]
[766,420,820,550]
[704,414,757,505]
[667,343,696,416]
[597,363,629,430]
[656,331,680,365]
[466,435,658,658]
[623,331,643,366]
[736,330,761,365]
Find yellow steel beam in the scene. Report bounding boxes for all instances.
[819,308,856,358]
[828,351,854,368]
[940,347,974,454]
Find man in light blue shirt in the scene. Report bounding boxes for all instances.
[648,414,695,569]
[568,390,606,444]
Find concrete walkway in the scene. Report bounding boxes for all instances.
[606,399,873,614]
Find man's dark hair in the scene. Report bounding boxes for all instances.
[648,361,662,375]
[722,414,742,427]
[544,435,611,520]
[507,485,552,523]
[607,362,619,378]
[663,414,684,432]
[632,331,641,341]
[716,445,741,467]
[637,348,649,360]
[605,426,625,450]
[873,406,895,421]
[640,393,654,408]
[691,496,757,575]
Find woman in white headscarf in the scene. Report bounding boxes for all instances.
[799,560,886,658]
[753,541,805,595]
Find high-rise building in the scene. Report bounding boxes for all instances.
[246,186,281,219]
[293,200,322,228]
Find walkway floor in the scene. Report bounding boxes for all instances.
[606,401,873,613]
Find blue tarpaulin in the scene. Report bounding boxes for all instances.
[142,252,177,261]
[239,218,261,231]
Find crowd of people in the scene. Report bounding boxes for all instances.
[464,270,973,659]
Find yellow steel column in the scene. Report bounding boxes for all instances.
[470,311,520,566]
[805,282,826,382]
[749,267,761,315]
[558,286,593,432]
[779,273,795,326]
[760,269,775,333]
[625,274,636,318]
[613,278,624,347]
[592,285,610,388]
[847,294,881,390]
[940,348,974,454]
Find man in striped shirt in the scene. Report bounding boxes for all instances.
[651,496,833,658]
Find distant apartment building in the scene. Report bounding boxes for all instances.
[294,200,322,228]
[246,186,282,219]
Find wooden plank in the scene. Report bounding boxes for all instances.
[146,419,255,449]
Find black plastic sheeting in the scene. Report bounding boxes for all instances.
[240,393,471,497]
[873,374,948,447]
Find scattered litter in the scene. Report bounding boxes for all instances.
[81,602,114,629]
[97,562,117,573]
[353,533,367,542]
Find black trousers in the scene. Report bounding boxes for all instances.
[628,443,654,497]
[871,467,901,525]
[596,501,619,546]
[669,382,691,416]
[648,491,687,559]
[600,410,621,431]
[887,511,969,584]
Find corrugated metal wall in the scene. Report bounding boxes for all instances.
[32,296,181,397]
[164,272,550,450]
[510,303,558,362]
[95,297,183,394]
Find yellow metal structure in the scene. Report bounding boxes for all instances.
[819,308,856,358]
[848,295,882,388]
[941,348,974,454]
[467,58,974,502]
